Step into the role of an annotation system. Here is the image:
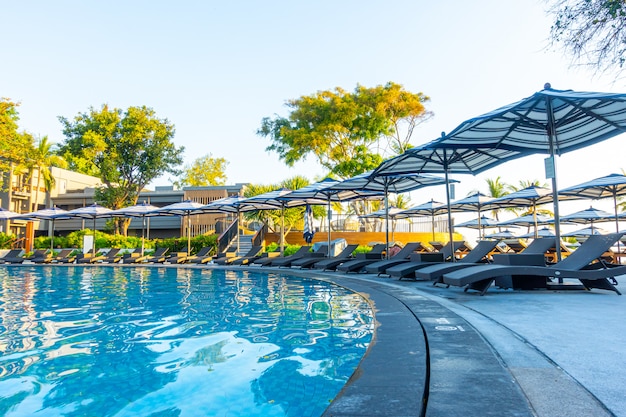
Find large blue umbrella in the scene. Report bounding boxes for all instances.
[433,84,626,259]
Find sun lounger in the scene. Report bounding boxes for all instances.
[231,248,279,266]
[48,249,74,263]
[0,249,26,264]
[272,246,326,267]
[252,246,312,266]
[387,241,467,279]
[289,244,334,268]
[294,244,359,269]
[501,239,528,253]
[213,246,263,265]
[413,240,499,283]
[442,233,625,295]
[337,243,413,274]
[78,248,123,264]
[182,247,214,264]
[365,242,428,275]
[127,247,170,263]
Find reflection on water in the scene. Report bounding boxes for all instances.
[0,266,373,417]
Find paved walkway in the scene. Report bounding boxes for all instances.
[249,267,625,417]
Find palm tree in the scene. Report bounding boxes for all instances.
[484,176,510,220]
[29,136,67,211]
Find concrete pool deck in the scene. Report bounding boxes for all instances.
[237,267,625,417]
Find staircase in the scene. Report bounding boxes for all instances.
[229,234,253,256]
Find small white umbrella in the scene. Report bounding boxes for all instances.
[395,199,446,241]
[0,207,20,235]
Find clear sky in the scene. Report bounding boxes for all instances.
[3,0,625,226]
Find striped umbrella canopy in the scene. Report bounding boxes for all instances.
[484,229,519,239]
[14,206,72,251]
[562,226,610,238]
[445,192,495,239]
[395,199,446,241]
[236,188,328,255]
[434,84,626,260]
[201,195,282,253]
[284,178,383,256]
[559,173,626,236]
[303,204,315,244]
[555,206,615,232]
[518,227,556,239]
[483,186,557,238]
[329,171,451,257]
[0,207,21,235]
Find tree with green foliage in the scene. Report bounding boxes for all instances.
[27,136,67,210]
[0,98,34,190]
[548,0,626,77]
[484,176,511,220]
[59,104,184,235]
[173,153,228,188]
[257,82,432,179]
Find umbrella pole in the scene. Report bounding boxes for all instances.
[431,213,435,242]
[546,97,563,265]
[92,217,96,255]
[237,209,241,254]
[280,206,285,256]
[444,163,456,262]
[187,214,191,256]
[141,216,146,256]
[384,187,390,259]
[50,219,55,252]
[614,193,622,259]
[327,198,332,257]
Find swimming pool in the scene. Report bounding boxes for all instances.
[0,266,374,417]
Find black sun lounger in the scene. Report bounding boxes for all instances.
[293,244,359,269]
[442,233,625,295]
[272,246,326,267]
[310,244,361,271]
[252,246,312,266]
[334,244,388,273]
[213,246,263,265]
[414,240,499,283]
[387,241,466,279]
[365,242,428,275]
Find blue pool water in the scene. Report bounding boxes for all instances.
[0,266,374,417]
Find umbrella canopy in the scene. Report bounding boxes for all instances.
[518,227,555,239]
[484,229,519,239]
[284,178,383,256]
[65,203,114,254]
[148,200,206,255]
[395,199,446,241]
[237,188,326,255]
[373,139,533,259]
[483,186,556,238]
[437,84,626,259]
[562,226,610,238]
[201,196,278,253]
[14,206,72,251]
[329,171,451,257]
[559,173,626,236]
[0,207,21,220]
[556,206,616,229]
[303,205,315,244]
[497,213,554,227]
[454,215,500,229]
[109,202,161,256]
[445,192,495,239]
